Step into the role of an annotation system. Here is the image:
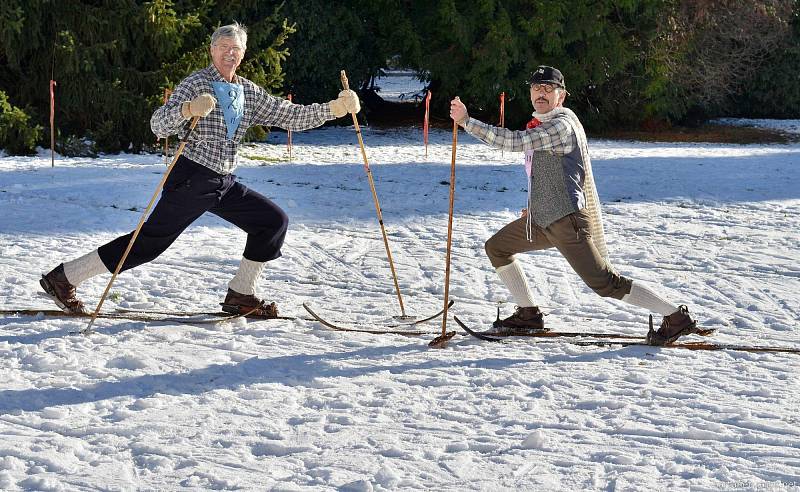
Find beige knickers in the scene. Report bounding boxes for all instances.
[484,209,632,299]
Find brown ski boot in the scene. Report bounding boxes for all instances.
[491,306,547,334]
[220,288,278,319]
[646,305,699,345]
[40,264,88,314]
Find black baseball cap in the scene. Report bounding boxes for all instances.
[528,66,565,88]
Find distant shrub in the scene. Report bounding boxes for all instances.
[245,126,268,143]
[57,134,97,158]
[0,90,42,156]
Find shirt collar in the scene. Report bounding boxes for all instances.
[207,64,240,84]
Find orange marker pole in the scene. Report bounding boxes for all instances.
[499,92,505,127]
[49,80,56,167]
[423,90,431,158]
[287,93,293,160]
[499,91,506,158]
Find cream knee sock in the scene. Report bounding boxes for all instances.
[63,249,108,286]
[496,260,536,308]
[228,257,266,295]
[621,281,678,316]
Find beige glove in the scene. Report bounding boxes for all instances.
[329,89,360,118]
[181,93,217,119]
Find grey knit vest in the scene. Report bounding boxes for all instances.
[528,144,583,227]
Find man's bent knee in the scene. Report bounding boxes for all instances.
[589,274,632,300]
[485,236,514,268]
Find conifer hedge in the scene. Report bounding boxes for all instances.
[0,0,293,155]
[0,1,797,155]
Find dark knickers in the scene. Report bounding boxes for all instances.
[98,156,288,272]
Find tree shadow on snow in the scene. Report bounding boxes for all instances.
[2,149,799,236]
[0,338,546,414]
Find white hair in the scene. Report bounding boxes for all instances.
[211,22,247,49]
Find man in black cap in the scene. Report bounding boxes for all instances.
[449,65,701,345]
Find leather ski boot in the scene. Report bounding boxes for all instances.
[646,305,699,345]
[220,288,278,319]
[491,306,547,334]
[40,264,88,314]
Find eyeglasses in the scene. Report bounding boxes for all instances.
[214,43,244,54]
[530,83,558,93]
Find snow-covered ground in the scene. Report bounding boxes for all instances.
[1,120,799,490]
[372,71,427,102]
[714,118,800,136]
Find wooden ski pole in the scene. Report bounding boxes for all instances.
[340,70,410,319]
[429,112,459,348]
[82,117,200,334]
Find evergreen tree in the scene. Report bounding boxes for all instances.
[404,0,664,131]
[0,89,42,155]
[279,0,418,105]
[3,0,798,153]
[0,0,293,154]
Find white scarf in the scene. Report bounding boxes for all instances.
[524,107,609,260]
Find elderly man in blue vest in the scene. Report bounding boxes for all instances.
[450,66,700,345]
[41,22,360,319]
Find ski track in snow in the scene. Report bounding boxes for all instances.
[1,125,799,490]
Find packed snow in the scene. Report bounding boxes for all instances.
[1,118,799,490]
[714,118,800,137]
[372,71,427,102]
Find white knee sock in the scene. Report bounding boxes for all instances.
[496,261,536,308]
[63,249,108,286]
[228,257,266,295]
[621,281,678,316]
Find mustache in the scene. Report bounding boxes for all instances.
[535,98,548,103]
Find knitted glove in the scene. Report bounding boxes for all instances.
[329,90,360,117]
[181,93,217,119]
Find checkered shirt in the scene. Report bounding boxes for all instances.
[151,65,335,175]
[463,115,575,154]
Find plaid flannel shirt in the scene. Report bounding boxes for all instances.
[463,115,575,154]
[151,65,335,175]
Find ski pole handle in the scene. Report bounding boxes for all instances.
[340,70,350,91]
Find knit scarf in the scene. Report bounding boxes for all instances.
[523,108,608,259]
